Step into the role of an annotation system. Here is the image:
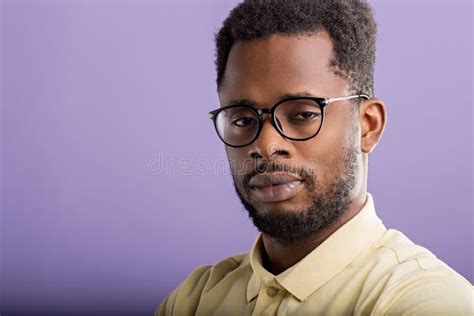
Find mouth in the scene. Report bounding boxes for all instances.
[249,172,304,203]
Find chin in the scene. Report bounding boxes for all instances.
[251,196,310,214]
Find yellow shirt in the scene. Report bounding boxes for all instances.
[157,193,473,315]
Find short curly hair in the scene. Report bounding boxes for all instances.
[215,0,377,97]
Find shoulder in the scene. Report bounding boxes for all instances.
[156,253,250,316]
[369,229,473,315]
[372,229,470,283]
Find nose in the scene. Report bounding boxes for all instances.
[248,115,291,160]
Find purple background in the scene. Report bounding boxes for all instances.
[1,0,472,314]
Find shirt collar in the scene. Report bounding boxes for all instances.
[247,193,386,302]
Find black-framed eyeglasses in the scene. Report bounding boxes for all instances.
[208,94,369,148]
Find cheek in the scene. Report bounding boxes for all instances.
[296,123,351,176]
[225,148,250,178]
[296,142,336,174]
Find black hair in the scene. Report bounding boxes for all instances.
[215,0,377,96]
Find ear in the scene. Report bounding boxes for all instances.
[359,98,387,153]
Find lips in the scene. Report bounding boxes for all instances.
[249,172,304,203]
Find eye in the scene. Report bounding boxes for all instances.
[292,111,321,121]
[232,116,257,127]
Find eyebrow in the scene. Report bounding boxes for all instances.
[279,91,317,99]
[225,98,256,107]
[224,91,317,108]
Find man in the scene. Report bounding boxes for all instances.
[158,0,473,315]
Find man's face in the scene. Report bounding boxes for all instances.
[218,32,364,245]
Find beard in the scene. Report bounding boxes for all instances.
[231,143,359,246]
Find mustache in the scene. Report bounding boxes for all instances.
[242,162,313,187]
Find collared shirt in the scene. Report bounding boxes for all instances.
[157,193,473,315]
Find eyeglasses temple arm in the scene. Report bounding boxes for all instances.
[323,94,370,105]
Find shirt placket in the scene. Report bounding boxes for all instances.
[251,276,286,316]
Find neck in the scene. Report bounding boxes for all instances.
[261,193,367,275]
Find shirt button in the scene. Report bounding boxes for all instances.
[267,287,279,297]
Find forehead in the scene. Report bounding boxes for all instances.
[219,31,349,105]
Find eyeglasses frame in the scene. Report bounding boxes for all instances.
[208,94,370,148]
